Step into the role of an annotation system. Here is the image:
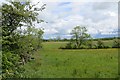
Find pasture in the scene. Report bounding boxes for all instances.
[22,41,118,78]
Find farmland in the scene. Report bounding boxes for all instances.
[22,41,118,78]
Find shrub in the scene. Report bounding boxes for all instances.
[112,39,120,48]
[86,42,93,49]
[2,52,23,78]
[79,45,87,49]
[104,45,110,49]
[97,40,105,49]
[65,42,72,49]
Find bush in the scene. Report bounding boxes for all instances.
[97,40,105,49]
[112,39,120,48]
[87,42,93,49]
[104,45,110,49]
[92,44,98,49]
[65,42,72,49]
[2,52,23,78]
[79,45,87,49]
[73,44,77,49]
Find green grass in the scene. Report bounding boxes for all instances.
[22,42,118,78]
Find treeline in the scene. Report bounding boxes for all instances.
[1,1,45,78]
[43,37,120,42]
[92,37,120,41]
[43,38,69,42]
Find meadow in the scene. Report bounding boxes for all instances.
[21,41,118,78]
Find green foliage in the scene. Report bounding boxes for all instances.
[17,27,44,64]
[112,39,120,48]
[87,42,93,49]
[70,26,90,48]
[96,40,105,48]
[2,52,22,78]
[65,42,72,49]
[1,1,45,78]
[86,39,93,49]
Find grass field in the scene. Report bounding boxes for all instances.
[22,42,118,78]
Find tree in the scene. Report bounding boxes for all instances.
[1,1,45,78]
[1,1,45,51]
[70,26,90,48]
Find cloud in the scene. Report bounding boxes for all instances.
[35,1,118,39]
[0,0,118,39]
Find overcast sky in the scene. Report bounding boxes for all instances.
[1,0,119,39]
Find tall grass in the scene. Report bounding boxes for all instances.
[22,42,118,78]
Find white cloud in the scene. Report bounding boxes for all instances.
[1,0,118,39]
[44,28,58,34]
[37,1,118,39]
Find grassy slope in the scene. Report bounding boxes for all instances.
[22,42,118,78]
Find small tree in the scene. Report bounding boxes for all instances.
[70,26,90,48]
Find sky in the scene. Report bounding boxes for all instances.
[0,0,119,39]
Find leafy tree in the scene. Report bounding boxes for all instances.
[70,26,90,48]
[1,1,45,78]
[1,1,45,52]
